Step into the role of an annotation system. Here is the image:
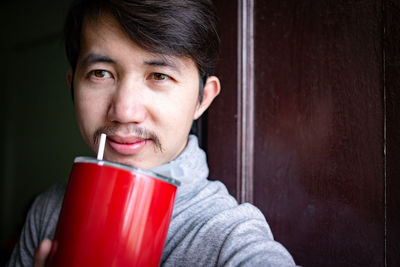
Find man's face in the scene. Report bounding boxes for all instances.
[71,15,218,169]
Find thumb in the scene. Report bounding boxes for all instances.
[34,238,52,267]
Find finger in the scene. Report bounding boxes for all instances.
[34,238,52,267]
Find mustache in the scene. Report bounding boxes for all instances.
[93,125,163,152]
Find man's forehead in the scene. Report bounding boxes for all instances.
[79,13,196,72]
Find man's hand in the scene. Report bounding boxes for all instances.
[34,238,52,267]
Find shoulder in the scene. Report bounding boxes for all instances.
[216,203,296,266]
[6,182,67,266]
[26,182,66,241]
[162,180,296,266]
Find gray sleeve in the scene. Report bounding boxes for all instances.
[6,196,42,267]
[6,184,65,267]
[163,200,297,266]
[217,204,296,266]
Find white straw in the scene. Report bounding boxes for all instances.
[97,133,107,160]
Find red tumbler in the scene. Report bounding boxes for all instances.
[47,157,180,267]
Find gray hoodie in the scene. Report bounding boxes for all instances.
[7,135,296,266]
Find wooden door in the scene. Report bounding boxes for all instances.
[206,0,399,266]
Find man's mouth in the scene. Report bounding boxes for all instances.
[93,125,163,153]
[107,135,151,155]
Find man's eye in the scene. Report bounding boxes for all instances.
[91,70,111,78]
[152,73,169,81]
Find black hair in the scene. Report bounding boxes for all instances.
[64,0,220,100]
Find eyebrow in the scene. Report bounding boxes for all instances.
[81,53,116,65]
[144,58,181,74]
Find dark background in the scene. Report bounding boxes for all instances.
[1,0,399,266]
[0,1,91,265]
[208,0,399,266]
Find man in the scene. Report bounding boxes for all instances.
[8,0,297,266]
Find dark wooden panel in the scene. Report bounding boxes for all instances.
[252,0,384,266]
[385,0,400,265]
[207,0,240,198]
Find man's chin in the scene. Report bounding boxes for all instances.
[102,155,159,170]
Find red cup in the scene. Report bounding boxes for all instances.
[47,157,180,267]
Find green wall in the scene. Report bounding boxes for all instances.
[0,0,92,261]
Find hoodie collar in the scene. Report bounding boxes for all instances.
[150,135,209,200]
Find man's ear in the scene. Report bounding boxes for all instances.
[194,76,221,120]
[66,71,73,88]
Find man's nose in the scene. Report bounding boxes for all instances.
[107,79,147,124]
